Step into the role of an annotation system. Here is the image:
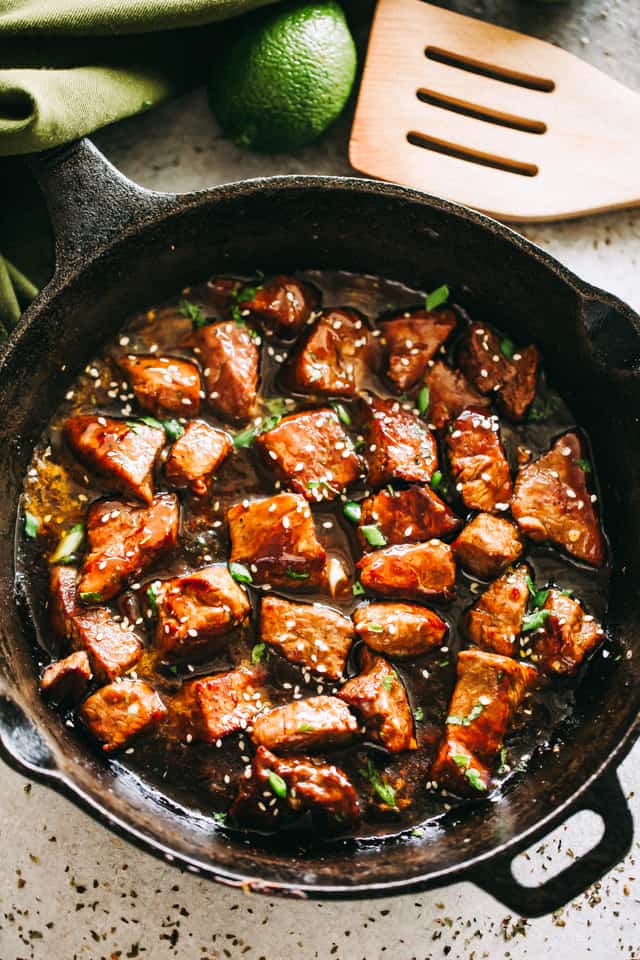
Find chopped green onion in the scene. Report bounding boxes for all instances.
[298,722,315,733]
[576,458,592,474]
[526,574,536,599]
[266,770,287,798]
[410,826,425,838]
[352,581,365,597]
[425,284,449,312]
[162,419,184,442]
[452,753,470,770]
[447,700,488,727]
[264,397,289,418]
[286,568,310,581]
[343,501,362,523]
[521,609,551,633]
[417,385,430,416]
[533,588,550,610]
[430,470,443,493]
[212,811,227,824]
[500,337,515,360]
[168,664,179,676]
[382,675,395,692]
[251,642,266,664]
[465,768,487,792]
[360,759,397,809]
[126,420,141,433]
[79,591,102,603]
[139,416,165,431]
[24,511,39,539]
[414,707,424,722]
[233,425,258,448]
[361,524,387,547]
[50,523,85,565]
[498,746,508,773]
[229,561,252,584]
[179,298,207,327]
[331,402,352,427]
[367,622,383,633]
[146,582,159,615]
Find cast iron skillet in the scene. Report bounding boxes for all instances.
[1,139,639,917]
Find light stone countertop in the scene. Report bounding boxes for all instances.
[1,1,640,956]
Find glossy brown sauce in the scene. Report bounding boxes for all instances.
[17,270,611,842]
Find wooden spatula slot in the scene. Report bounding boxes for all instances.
[350,0,640,221]
[406,131,539,177]
[424,46,556,94]
[416,88,547,135]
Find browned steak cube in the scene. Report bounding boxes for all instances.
[338,649,415,753]
[165,420,232,496]
[251,696,358,753]
[64,414,164,504]
[231,745,359,831]
[358,485,461,549]
[431,649,536,796]
[50,564,78,639]
[115,354,201,416]
[353,601,447,657]
[196,321,259,421]
[457,323,539,422]
[227,493,326,588]
[364,398,438,487]
[80,679,166,753]
[423,360,491,430]
[532,589,604,675]
[358,541,456,601]
[380,307,457,392]
[289,308,374,397]
[453,513,523,579]
[511,432,605,566]
[260,595,354,680]
[258,408,361,502]
[155,564,250,659]
[40,651,92,704]
[182,666,267,742]
[239,274,319,338]
[79,493,179,602]
[465,564,531,657]
[71,607,142,682]
[446,408,512,513]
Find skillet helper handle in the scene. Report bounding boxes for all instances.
[0,689,59,781]
[470,767,633,917]
[27,137,179,277]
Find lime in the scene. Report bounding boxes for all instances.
[209,1,357,153]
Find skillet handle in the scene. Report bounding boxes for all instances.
[0,690,60,782]
[470,767,633,917]
[28,138,180,278]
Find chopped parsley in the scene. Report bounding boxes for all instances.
[343,501,362,524]
[179,298,207,328]
[286,568,310,580]
[352,581,365,597]
[360,759,398,810]
[229,561,253,584]
[414,707,424,722]
[521,609,551,633]
[417,385,430,417]
[50,523,85,564]
[331,402,352,427]
[266,770,287,799]
[24,511,39,539]
[527,395,561,422]
[251,642,266,664]
[425,284,449,312]
[360,524,387,547]
[500,337,515,359]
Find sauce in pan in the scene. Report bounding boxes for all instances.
[17,270,610,841]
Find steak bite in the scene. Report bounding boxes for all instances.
[64,414,164,504]
[257,408,361,502]
[453,513,523,580]
[533,589,605,675]
[260,595,354,680]
[115,354,201,417]
[165,420,232,496]
[50,564,79,639]
[181,666,267,742]
[79,679,166,753]
[154,565,250,659]
[71,607,142,681]
[40,651,92,704]
[364,398,438,487]
[251,696,358,753]
[358,485,461,549]
[231,745,359,831]
[431,649,536,796]
[446,408,512,513]
[353,601,447,657]
[227,493,326,588]
[79,493,179,602]
[289,308,373,397]
[358,540,456,601]
[465,565,531,657]
[238,274,319,338]
[511,432,605,566]
[380,307,457,392]
[457,323,539,422]
[196,320,259,421]
[423,360,491,430]
[338,649,416,752]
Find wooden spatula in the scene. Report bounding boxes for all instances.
[349,0,640,223]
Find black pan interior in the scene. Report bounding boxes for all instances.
[1,178,640,894]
